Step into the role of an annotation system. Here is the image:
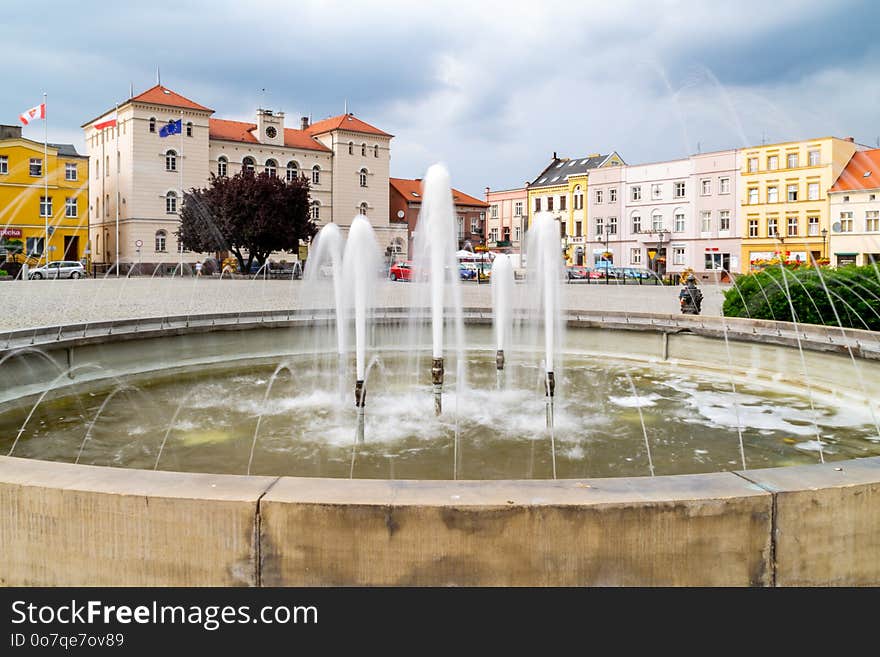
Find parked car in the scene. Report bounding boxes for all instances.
[28,260,86,280]
[592,261,619,278]
[389,261,415,281]
[620,267,653,280]
[566,265,589,280]
[459,264,476,280]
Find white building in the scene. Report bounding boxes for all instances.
[82,85,404,269]
[829,148,880,267]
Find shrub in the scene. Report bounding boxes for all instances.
[723,264,880,331]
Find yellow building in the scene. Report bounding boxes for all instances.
[740,136,857,268]
[0,124,89,269]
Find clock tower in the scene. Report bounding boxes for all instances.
[256,108,284,146]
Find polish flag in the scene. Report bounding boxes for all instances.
[19,103,46,126]
[93,111,118,131]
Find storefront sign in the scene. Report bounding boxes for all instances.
[1,228,23,238]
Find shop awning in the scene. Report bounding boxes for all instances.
[834,252,859,256]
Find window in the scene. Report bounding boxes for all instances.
[94,197,99,218]
[596,189,604,204]
[39,196,52,217]
[165,191,177,214]
[218,156,228,177]
[457,217,464,239]
[575,220,582,237]
[630,248,642,265]
[310,201,320,220]
[286,161,298,181]
[701,179,711,196]
[491,204,498,219]
[105,155,110,176]
[674,181,686,198]
[547,196,554,211]
[359,202,368,216]
[808,182,819,200]
[720,177,730,194]
[787,184,798,202]
[186,122,193,137]
[573,186,583,210]
[149,118,156,133]
[839,211,853,232]
[701,211,712,233]
[105,194,109,217]
[242,156,255,173]
[490,227,499,242]
[749,219,759,237]
[534,198,541,212]
[265,159,277,177]
[361,143,366,157]
[595,217,604,237]
[514,201,523,216]
[29,158,42,177]
[808,216,819,236]
[652,211,663,231]
[651,183,661,199]
[558,195,566,211]
[674,211,685,233]
[631,186,641,201]
[609,188,617,202]
[866,211,880,232]
[787,153,798,169]
[767,217,778,237]
[843,195,850,202]
[471,217,479,234]
[767,186,778,203]
[165,150,177,172]
[748,188,758,204]
[312,165,321,185]
[872,194,877,202]
[672,247,686,265]
[65,163,77,181]
[65,197,77,218]
[358,168,368,187]
[632,213,642,233]
[374,145,379,158]
[0,155,7,174]
[608,216,618,235]
[348,142,353,155]
[720,210,730,231]
[748,157,758,173]
[94,159,99,179]
[515,226,521,242]
[808,150,820,166]
[787,216,798,236]
[26,237,44,256]
[767,155,778,170]
[155,230,166,252]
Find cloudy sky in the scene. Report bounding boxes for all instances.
[3,0,879,195]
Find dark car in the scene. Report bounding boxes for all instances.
[566,265,589,280]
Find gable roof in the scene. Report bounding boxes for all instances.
[528,152,624,189]
[130,85,213,112]
[209,118,331,152]
[831,149,880,192]
[306,113,392,138]
[390,177,488,208]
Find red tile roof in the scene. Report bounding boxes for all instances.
[831,149,880,192]
[390,178,489,208]
[131,85,213,112]
[307,113,392,137]
[209,119,331,152]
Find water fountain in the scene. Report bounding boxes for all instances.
[491,253,513,387]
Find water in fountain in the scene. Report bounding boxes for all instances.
[491,253,514,388]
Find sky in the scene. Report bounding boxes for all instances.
[2,0,879,196]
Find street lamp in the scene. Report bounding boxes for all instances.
[821,227,828,261]
[602,228,610,285]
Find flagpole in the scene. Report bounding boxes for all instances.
[43,92,48,267]
[101,119,106,271]
[115,102,119,277]
[179,110,183,274]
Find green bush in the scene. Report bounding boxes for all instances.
[723,265,880,331]
[0,270,7,277]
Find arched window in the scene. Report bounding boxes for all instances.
[359,202,368,216]
[359,168,368,187]
[361,143,366,156]
[310,200,320,220]
[155,230,167,252]
[631,211,642,233]
[165,192,178,214]
[374,145,379,158]
[186,121,193,137]
[217,156,228,178]
[286,161,299,182]
[165,150,177,172]
[242,156,255,173]
[651,211,663,231]
[348,141,353,155]
[574,185,583,210]
[265,159,277,177]
[312,165,320,185]
[149,117,156,133]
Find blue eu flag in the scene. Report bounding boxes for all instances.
[159,119,182,138]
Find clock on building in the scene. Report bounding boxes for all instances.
[265,126,277,138]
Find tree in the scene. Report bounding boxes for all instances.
[178,170,316,273]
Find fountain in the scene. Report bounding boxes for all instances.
[491,253,513,387]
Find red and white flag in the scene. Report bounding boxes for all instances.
[93,111,117,131]
[19,103,46,126]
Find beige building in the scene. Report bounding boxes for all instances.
[829,148,880,266]
[83,85,403,270]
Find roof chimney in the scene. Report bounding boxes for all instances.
[0,124,23,140]
[553,151,557,160]
[301,116,310,130]
[484,186,490,196]
[845,136,854,142]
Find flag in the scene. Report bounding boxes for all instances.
[159,119,182,138]
[93,111,117,130]
[19,103,46,126]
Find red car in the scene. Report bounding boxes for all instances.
[388,261,414,281]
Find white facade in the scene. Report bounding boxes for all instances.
[829,188,880,266]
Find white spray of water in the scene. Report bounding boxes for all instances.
[305,222,346,355]
[491,254,514,352]
[342,215,382,381]
[526,212,563,378]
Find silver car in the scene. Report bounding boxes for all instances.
[28,260,86,279]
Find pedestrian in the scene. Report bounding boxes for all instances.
[195,261,203,276]
[679,274,702,315]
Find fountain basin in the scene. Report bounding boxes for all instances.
[1,310,880,585]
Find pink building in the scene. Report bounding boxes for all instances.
[484,186,527,255]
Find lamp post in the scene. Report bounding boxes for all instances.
[602,228,610,284]
[821,227,828,261]
[657,228,667,282]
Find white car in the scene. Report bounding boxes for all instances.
[28,260,86,279]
